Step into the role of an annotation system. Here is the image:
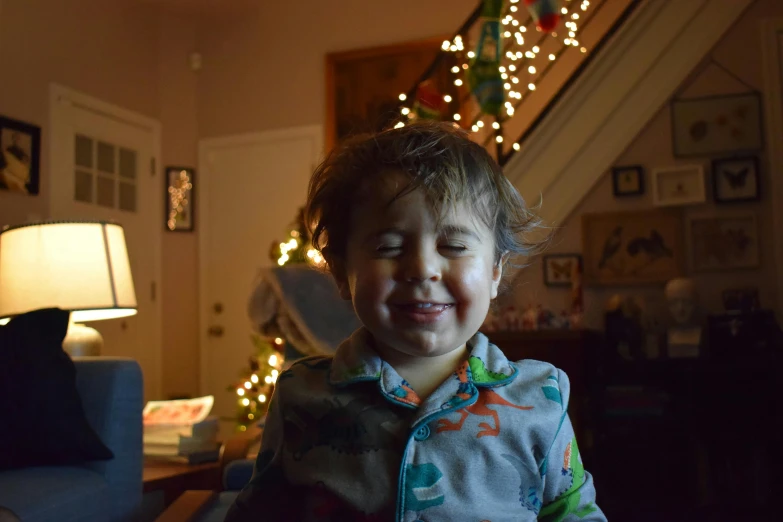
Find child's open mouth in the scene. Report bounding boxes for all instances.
[392,302,454,324]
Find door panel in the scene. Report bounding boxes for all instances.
[51,89,162,400]
[199,127,321,419]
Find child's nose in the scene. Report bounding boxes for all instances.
[401,248,442,283]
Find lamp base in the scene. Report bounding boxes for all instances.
[63,322,104,357]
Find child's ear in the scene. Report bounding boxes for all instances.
[490,252,510,300]
[329,258,352,300]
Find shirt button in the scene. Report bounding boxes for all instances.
[413,424,430,441]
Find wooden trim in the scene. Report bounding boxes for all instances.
[323,36,449,152]
[761,19,783,322]
[155,490,218,522]
[504,0,754,227]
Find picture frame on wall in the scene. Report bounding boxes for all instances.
[611,165,644,197]
[582,209,685,286]
[688,214,759,272]
[165,166,194,232]
[542,254,582,287]
[0,115,41,195]
[670,92,763,157]
[652,165,706,207]
[711,156,760,203]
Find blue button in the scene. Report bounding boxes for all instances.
[413,424,431,441]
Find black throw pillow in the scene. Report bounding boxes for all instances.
[0,308,114,470]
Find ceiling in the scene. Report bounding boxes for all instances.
[136,0,261,15]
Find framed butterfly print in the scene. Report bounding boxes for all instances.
[712,156,760,203]
[542,254,582,287]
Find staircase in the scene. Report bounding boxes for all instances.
[396,0,755,226]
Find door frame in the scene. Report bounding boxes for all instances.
[197,125,323,395]
[762,20,783,319]
[49,83,164,396]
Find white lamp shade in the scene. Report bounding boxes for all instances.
[0,221,137,323]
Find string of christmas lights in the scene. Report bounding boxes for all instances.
[393,0,595,154]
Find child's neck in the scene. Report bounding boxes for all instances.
[373,342,469,401]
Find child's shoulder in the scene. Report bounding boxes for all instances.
[279,355,334,380]
[505,358,572,407]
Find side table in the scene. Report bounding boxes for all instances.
[143,459,222,515]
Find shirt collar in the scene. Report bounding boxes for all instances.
[329,328,518,390]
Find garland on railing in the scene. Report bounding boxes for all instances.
[395,0,595,149]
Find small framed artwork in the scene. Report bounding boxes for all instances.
[671,92,763,157]
[711,156,760,203]
[689,214,759,272]
[611,165,644,197]
[542,254,582,287]
[165,166,195,232]
[652,165,706,207]
[582,209,685,285]
[0,115,41,195]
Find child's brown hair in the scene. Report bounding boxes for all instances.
[305,121,546,272]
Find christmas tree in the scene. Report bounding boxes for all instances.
[229,334,285,431]
[230,208,324,430]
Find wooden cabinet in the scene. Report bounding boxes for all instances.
[485,330,603,451]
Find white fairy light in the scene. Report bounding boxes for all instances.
[510,5,518,12]
[477,120,485,128]
[496,136,503,143]
[508,64,516,71]
[511,76,519,84]
[504,83,511,90]
[394,122,404,129]
[501,73,508,80]
[504,31,512,38]
[581,47,587,53]
[499,66,506,72]
[453,113,461,121]
[511,19,519,26]
[549,53,556,60]
[561,7,568,14]
[451,66,459,73]
[572,13,580,19]
[455,79,463,86]
[442,40,450,50]
[399,93,406,101]
[507,106,515,116]
[443,94,452,103]
[528,83,536,91]
[528,66,536,74]
[468,51,476,58]
[401,107,410,115]
[513,143,521,151]
[492,121,500,129]
[525,51,535,58]
[471,124,479,132]
[533,46,540,53]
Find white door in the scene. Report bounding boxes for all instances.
[50,85,163,401]
[199,126,322,420]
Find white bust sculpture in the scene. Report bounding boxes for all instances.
[664,278,701,357]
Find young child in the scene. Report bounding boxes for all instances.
[226,122,605,521]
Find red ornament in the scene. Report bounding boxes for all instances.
[524,0,561,32]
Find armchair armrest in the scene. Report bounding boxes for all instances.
[73,357,143,520]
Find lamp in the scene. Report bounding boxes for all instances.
[0,221,137,356]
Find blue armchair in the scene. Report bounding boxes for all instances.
[0,357,143,522]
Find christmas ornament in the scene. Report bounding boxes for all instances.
[413,80,446,120]
[524,0,561,33]
[467,0,505,116]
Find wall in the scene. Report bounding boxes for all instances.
[0,0,200,399]
[508,0,782,330]
[196,0,477,138]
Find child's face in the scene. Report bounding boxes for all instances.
[334,171,503,360]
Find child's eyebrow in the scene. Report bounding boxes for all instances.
[439,225,480,241]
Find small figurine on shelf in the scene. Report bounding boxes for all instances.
[522,304,538,331]
[558,310,571,330]
[569,304,584,330]
[537,306,556,329]
[503,306,523,331]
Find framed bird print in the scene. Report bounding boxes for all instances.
[581,209,685,286]
[542,254,582,287]
[711,156,760,203]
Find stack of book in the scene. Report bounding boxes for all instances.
[142,395,220,464]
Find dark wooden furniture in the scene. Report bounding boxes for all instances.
[486,329,603,452]
[143,459,222,509]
